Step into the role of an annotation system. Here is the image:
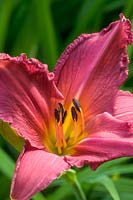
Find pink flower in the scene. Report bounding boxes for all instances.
[0,14,133,200]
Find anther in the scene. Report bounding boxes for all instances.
[58,103,64,116]
[72,98,81,112]
[54,109,60,123]
[71,106,78,121]
[62,110,67,124]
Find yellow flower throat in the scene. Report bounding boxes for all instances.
[45,98,86,155]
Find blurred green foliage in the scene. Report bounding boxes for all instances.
[0,0,133,200]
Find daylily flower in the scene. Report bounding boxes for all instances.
[0,14,133,200]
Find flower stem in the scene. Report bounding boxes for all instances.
[63,169,87,200]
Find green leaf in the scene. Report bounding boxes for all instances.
[110,178,133,200]
[104,0,124,12]
[33,0,58,69]
[78,171,120,200]
[0,147,15,178]
[123,0,133,18]
[32,192,47,200]
[104,164,133,176]
[0,174,10,199]
[0,120,24,151]
[0,0,15,51]
[95,175,120,200]
[11,1,38,58]
[97,157,130,170]
[46,183,72,200]
[115,178,133,193]
[76,158,130,183]
[67,0,106,43]
[63,169,87,200]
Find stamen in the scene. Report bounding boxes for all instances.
[73,120,78,143]
[72,98,81,112]
[54,103,67,154]
[58,103,64,116]
[73,98,84,132]
[54,109,60,123]
[62,110,67,124]
[80,109,85,133]
[52,99,86,154]
[55,124,66,154]
[71,106,78,121]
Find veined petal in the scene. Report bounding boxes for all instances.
[85,112,132,137]
[113,90,133,121]
[0,54,63,148]
[54,14,132,120]
[66,137,133,170]
[0,120,24,151]
[11,143,70,200]
[65,113,133,170]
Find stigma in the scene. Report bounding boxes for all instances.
[53,98,84,155]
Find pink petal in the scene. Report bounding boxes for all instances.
[54,14,132,121]
[0,54,63,148]
[11,143,70,200]
[65,113,133,170]
[113,90,133,121]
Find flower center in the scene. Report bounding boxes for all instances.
[46,98,86,155]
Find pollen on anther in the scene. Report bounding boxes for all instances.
[58,103,64,115]
[72,98,81,112]
[71,106,78,121]
[62,110,67,124]
[54,109,60,123]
